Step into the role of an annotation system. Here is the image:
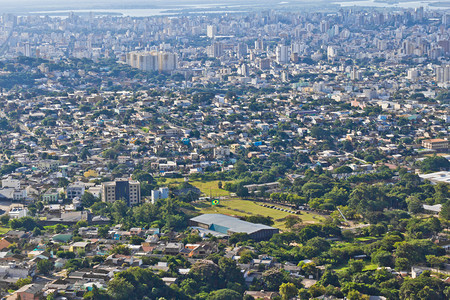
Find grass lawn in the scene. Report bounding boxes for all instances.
[335,261,377,274]
[354,236,379,242]
[0,226,10,234]
[363,263,378,271]
[193,199,325,231]
[162,178,233,197]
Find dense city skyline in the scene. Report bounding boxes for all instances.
[0,1,449,300]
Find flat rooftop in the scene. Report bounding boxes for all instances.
[419,171,450,184]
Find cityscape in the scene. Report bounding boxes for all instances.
[0,1,449,299]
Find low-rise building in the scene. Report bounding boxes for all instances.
[66,183,85,200]
[422,139,448,152]
[190,214,279,240]
[151,187,169,204]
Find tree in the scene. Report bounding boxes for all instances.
[262,268,290,291]
[420,156,450,173]
[279,282,298,300]
[426,255,447,270]
[218,257,245,287]
[298,288,311,300]
[110,244,131,255]
[37,259,54,275]
[433,182,450,203]
[347,290,369,300]
[372,251,394,267]
[81,192,97,208]
[319,270,340,287]
[440,200,450,220]
[15,276,32,288]
[207,289,241,300]
[285,215,302,229]
[130,235,145,245]
[395,257,411,271]
[348,184,388,217]
[335,166,353,174]
[108,277,134,300]
[107,267,178,300]
[301,182,325,199]
[98,226,110,238]
[111,200,128,223]
[76,220,88,228]
[0,214,10,225]
[406,196,423,214]
[236,185,249,197]
[32,227,42,236]
[9,217,39,231]
[348,259,364,274]
[399,272,447,299]
[189,260,222,291]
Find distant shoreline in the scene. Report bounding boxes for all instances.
[1,0,450,16]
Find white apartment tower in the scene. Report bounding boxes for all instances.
[151,187,169,204]
[207,25,217,38]
[276,45,289,64]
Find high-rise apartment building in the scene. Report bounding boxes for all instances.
[276,45,289,64]
[327,46,337,59]
[207,42,223,58]
[436,65,450,83]
[126,51,177,72]
[350,68,362,81]
[407,68,419,81]
[206,25,217,38]
[101,179,141,206]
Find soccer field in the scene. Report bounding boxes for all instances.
[193,199,325,230]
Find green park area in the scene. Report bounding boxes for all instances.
[162,178,233,197]
[193,199,325,231]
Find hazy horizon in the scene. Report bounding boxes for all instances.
[0,0,331,14]
[0,0,449,14]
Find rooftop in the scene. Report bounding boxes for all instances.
[190,214,277,235]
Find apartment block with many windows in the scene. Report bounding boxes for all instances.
[101,179,141,206]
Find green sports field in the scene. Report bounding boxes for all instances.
[193,199,325,231]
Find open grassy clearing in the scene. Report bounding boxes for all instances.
[193,199,325,231]
[0,226,10,234]
[161,178,233,197]
[334,262,377,274]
